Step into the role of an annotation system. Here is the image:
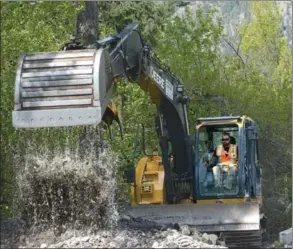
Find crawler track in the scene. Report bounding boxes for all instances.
[120,205,263,249]
[223,230,262,249]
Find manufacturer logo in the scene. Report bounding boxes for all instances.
[150,67,173,100]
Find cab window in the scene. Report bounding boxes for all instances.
[197,124,240,197]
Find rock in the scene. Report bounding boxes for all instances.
[160,231,169,238]
[218,240,226,247]
[208,234,218,245]
[100,237,107,244]
[166,241,178,248]
[180,225,191,236]
[109,241,116,248]
[190,227,201,235]
[81,236,90,242]
[82,242,91,248]
[167,229,178,234]
[153,233,160,239]
[19,235,26,244]
[152,241,159,248]
[131,240,139,247]
[70,238,80,247]
[48,245,57,248]
[113,234,126,247]
[192,231,201,240]
[202,233,210,243]
[280,228,292,246]
[126,240,134,247]
[139,238,147,245]
[40,243,47,248]
[120,215,131,221]
[147,232,153,237]
[53,241,64,248]
[61,231,74,241]
[166,234,178,242]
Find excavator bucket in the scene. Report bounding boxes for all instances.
[123,202,260,232]
[12,48,114,128]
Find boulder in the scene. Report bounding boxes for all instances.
[280,228,292,246]
[180,225,191,236]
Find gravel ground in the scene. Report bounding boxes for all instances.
[1,215,228,248]
[1,146,228,249]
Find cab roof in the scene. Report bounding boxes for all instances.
[197,116,242,122]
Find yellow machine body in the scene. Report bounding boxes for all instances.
[131,155,166,206]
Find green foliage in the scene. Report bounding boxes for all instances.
[154,5,224,131]
[98,1,176,170]
[1,1,83,216]
[217,2,292,235]
[103,83,158,169]
[155,6,223,91]
[98,1,176,45]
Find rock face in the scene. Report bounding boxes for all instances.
[173,1,292,49]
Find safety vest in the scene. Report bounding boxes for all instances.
[216,144,237,164]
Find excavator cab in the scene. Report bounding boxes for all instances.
[195,115,262,203]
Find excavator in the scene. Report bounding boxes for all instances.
[12,22,265,248]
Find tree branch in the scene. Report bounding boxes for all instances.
[236,23,249,54]
[222,37,246,67]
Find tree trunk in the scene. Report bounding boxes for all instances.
[74,2,105,152]
[75,1,99,47]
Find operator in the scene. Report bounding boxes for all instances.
[205,133,238,189]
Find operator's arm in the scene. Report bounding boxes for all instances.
[205,149,218,168]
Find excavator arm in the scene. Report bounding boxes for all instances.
[12,22,194,202]
[103,23,194,202]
